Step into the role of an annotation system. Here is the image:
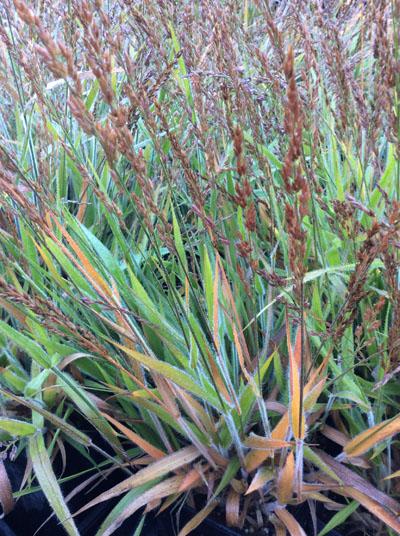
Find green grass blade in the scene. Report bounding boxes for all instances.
[29,433,79,536]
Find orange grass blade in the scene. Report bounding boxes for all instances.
[47,213,113,298]
[100,412,166,459]
[301,483,342,492]
[76,179,89,222]
[244,412,289,472]
[319,463,400,533]
[216,253,252,367]
[144,498,161,513]
[154,377,180,419]
[277,450,295,506]
[344,415,400,458]
[306,346,332,390]
[232,319,258,397]
[203,344,233,405]
[178,466,209,492]
[0,459,13,516]
[293,316,303,370]
[287,313,305,440]
[244,435,294,449]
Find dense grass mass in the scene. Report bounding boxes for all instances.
[0,0,399,534]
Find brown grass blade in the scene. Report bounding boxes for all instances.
[315,449,400,518]
[226,487,241,527]
[0,459,13,517]
[0,296,27,326]
[270,513,287,536]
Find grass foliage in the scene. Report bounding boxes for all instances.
[0,0,400,534]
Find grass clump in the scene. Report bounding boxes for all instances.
[0,1,399,535]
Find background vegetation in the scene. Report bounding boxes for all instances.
[0,0,399,534]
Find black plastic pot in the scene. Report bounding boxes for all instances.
[0,478,343,536]
[1,500,343,536]
[0,445,342,536]
[0,449,140,536]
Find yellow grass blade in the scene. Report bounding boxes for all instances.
[384,469,400,480]
[30,236,70,292]
[177,500,218,536]
[157,493,182,514]
[213,257,220,354]
[111,341,221,409]
[303,377,327,412]
[301,491,342,505]
[245,466,275,495]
